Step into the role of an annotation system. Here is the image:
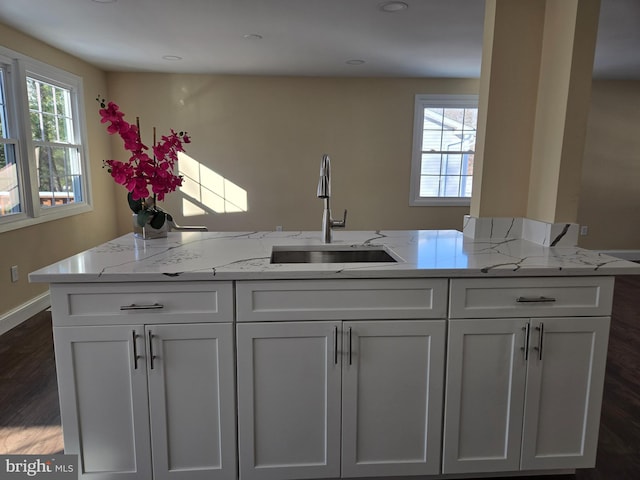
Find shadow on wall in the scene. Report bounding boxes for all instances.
[178,152,248,217]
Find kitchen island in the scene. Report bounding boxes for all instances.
[29,230,640,480]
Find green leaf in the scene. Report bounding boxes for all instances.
[149,211,166,229]
[127,192,143,213]
[136,210,151,227]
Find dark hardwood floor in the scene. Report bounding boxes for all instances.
[0,308,62,454]
[1,276,639,478]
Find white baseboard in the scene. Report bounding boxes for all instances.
[0,291,51,336]
[598,250,640,262]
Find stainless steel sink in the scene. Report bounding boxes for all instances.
[270,245,398,264]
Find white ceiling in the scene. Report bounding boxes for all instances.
[0,0,638,79]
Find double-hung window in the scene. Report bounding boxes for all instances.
[410,94,478,206]
[0,46,90,233]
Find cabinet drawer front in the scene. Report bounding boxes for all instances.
[236,279,448,321]
[51,282,233,326]
[449,277,614,318]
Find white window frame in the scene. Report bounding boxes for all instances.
[409,94,478,206]
[0,45,91,234]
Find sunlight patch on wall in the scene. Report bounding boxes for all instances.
[178,152,247,217]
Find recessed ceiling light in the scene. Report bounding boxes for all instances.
[92,0,117,4]
[346,59,366,66]
[379,1,409,13]
[162,55,182,61]
[243,34,263,40]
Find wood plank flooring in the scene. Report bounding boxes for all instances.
[0,308,62,454]
[1,276,639,478]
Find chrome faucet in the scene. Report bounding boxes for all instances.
[317,154,347,243]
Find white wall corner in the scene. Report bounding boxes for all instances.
[0,291,51,336]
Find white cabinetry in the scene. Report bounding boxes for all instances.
[236,321,342,480]
[51,282,236,480]
[236,279,447,480]
[443,277,614,474]
[54,325,152,480]
[341,320,445,478]
[48,273,618,480]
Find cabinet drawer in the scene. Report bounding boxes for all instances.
[236,279,448,321]
[51,281,233,326]
[449,277,614,318]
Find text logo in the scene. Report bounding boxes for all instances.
[1,456,76,479]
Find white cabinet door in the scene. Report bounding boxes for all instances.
[443,318,529,474]
[146,323,236,480]
[520,316,610,470]
[53,325,152,480]
[444,316,611,474]
[236,321,342,480]
[341,320,446,477]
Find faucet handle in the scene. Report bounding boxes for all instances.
[332,209,347,228]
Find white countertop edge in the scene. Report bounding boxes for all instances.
[28,230,640,283]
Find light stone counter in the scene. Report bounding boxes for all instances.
[29,230,640,283]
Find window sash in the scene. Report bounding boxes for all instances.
[0,60,26,220]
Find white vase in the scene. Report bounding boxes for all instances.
[132,213,168,239]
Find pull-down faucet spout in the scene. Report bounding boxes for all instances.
[317,154,347,243]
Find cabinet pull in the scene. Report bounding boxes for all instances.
[148,331,156,370]
[534,323,545,361]
[516,296,556,303]
[521,324,531,361]
[333,326,338,365]
[132,330,141,369]
[120,303,164,311]
[348,327,353,365]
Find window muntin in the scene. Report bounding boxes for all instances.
[410,95,478,206]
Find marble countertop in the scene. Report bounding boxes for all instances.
[29,230,640,283]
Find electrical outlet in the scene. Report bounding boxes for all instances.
[580,225,589,236]
[10,265,19,283]
[275,225,283,232]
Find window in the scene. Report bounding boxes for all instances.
[0,47,90,233]
[410,94,478,206]
[28,76,84,208]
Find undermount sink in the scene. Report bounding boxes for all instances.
[270,245,398,264]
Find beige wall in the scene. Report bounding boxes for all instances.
[0,23,118,316]
[473,0,600,225]
[528,0,600,224]
[107,73,477,233]
[471,0,544,218]
[578,80,640,250]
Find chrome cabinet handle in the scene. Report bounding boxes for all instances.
[148,331,156,370]
[333,326,338,365]
[516,296,556,303]
[521,323,531,361]
[348,327,353,365]
[132,330,141,369]
[120,303,164,311]
[534,323,544,361]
